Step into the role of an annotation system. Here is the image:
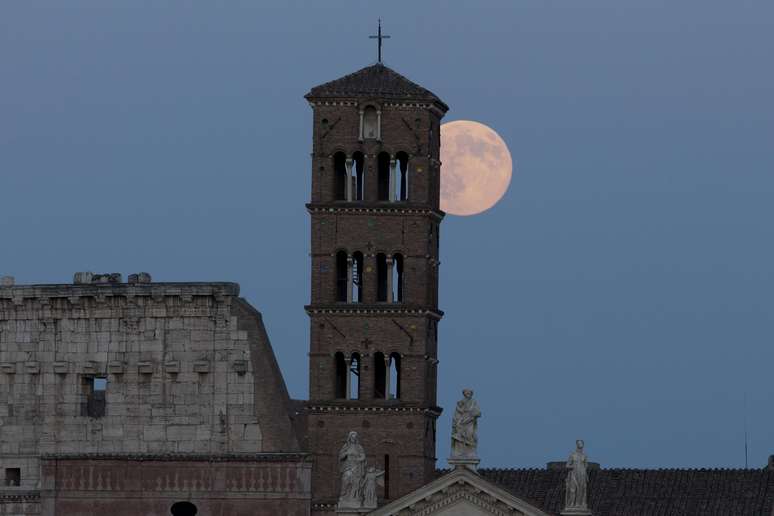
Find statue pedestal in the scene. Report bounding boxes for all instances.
[336,506,370,515]
[448,456,480,471]
[561,508,592,516]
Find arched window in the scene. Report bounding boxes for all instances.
[388,352,401,399]
[352,251,364,303]
[374,352,386,399]
[334,352,347,399]
[352,152,365,201]
[350,352,361,400]
[376,253,388,302]
[171,502,198,516]
[396,151,409,201]
[392,253,404,303]
[377,152,391,201]
[334,152,347,201]
[363,106,378,139]
[336,251,348,302]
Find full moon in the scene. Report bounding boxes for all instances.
[440,120,512,216]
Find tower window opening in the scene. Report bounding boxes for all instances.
[363,106,378,139]
[334,152,347,201]
[392,253,404,303]
[396,151,409,201]
[353,152,365,201]
[350,353,361,400]
[352,251,364,303]
[336,251,348,302]
[376,253,388,302]
[374,352,386,399]
[334,352,347,399]
[377,152,391,201]
[388,353,401,400]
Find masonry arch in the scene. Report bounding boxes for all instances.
[170,502,197,516]
[333,152,347,201]
[335,351,347,399]
[391,253,404,303]
[388,352,401,400]
[363,105,379,140]
[336,250,348,302]
[374,351,386,399]
[377,152,391,201]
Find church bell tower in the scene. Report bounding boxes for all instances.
[304,61,448,512]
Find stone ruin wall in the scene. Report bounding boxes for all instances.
[0,279,286,493]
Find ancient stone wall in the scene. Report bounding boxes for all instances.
[0,280,299,493]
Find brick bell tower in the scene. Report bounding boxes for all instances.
[304,60,448,513]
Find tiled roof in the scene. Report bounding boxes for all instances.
[305,64,448,111]
[477,468,774,516]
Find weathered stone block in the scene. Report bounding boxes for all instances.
[164,360,180,374]
[193,360,210,373]
[107,361,124,374]
[137,361,153,374]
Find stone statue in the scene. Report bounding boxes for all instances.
[338,431,367,509]
[563,439,590,514]
[450,389,481,459]
[363,466,385,509]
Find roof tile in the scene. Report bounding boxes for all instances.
[305,63,447,111]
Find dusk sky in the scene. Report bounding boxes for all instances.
[2,1,773,469]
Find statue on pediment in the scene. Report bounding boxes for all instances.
[450,388,481,460]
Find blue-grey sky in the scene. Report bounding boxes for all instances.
[2,1,773,469]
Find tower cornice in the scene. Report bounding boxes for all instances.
[306,203,445,221]
[305,304,443,319]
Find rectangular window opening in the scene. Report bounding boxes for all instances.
[5,468,20,487]
[81,376,107,418]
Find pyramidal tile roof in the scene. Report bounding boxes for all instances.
[305,63,448,111]
[477,467,774,516]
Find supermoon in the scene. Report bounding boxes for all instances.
[440,120,512,216]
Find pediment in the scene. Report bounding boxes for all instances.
[368,467,550,516]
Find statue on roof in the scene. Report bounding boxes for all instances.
[562,439,591,515]
[450,388,481,460]
[337,431,367,509]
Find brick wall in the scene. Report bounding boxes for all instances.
[39,454,311,516]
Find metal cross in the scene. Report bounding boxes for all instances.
[369,19,391,63]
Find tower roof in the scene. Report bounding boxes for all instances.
[305,63,448,112]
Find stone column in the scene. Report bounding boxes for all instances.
[346,255,353,303]
[345,354,351,400]
[376,110,382,141]
[384,355,391,400]
[386,256,394,303]
[389,158,397,202]
[358,110,364,141]
[345,158,354,202]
